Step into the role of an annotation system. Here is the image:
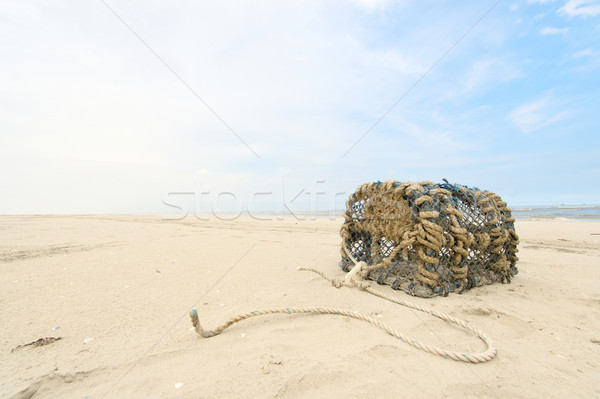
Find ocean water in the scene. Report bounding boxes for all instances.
[510,205,600,221]
[288,205,600,221]
[179,205,600,221]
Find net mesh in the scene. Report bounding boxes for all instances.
[339,180,519,297]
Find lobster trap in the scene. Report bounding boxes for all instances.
[339,180,519,297]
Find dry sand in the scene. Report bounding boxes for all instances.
[1,215,599,398]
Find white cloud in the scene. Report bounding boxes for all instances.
[0,1,443,213]
[439,57,523,101]
[508,96,570,133]
[572,48,598,58]
[558,0,600,17]
[365,49,427,75]
[350,0,394,11]
[570,48,600,71]
[540,26,570,34]
[528,0,556,3]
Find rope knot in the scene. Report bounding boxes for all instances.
[331,278,344,288]
[344,261,368,288]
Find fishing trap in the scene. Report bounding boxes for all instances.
[339,180,519,298]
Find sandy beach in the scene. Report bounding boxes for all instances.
[1,215,599,398]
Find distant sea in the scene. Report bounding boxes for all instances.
[510,205,600,221]
[279,205,600,221]
[169,205,600,221]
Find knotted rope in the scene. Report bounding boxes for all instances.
[189,261,497,363]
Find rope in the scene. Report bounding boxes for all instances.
[189,262,497,363]
[298,265,496,363]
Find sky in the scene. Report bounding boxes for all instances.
[1,0,599,215]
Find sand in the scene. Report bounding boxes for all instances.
[1,215,599,398]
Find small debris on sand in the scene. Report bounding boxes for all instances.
[12,337,62,352]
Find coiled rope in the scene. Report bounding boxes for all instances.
[189,260,497,363]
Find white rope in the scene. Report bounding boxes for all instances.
[189,262,497,363]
